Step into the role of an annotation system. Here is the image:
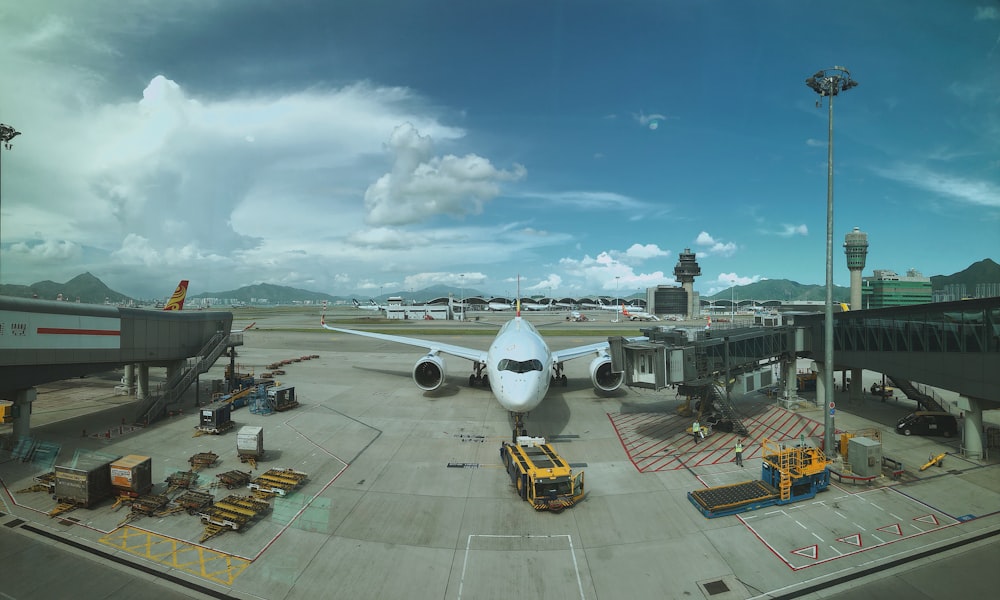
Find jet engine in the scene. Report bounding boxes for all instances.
[413,354,447,391]
[589,355,623,392]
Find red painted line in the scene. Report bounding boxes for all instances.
[37,327,120,336]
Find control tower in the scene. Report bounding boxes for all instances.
[843,227,869,309]
[673,248,702,318]
[843,227,868,404]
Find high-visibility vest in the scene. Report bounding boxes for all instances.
[734,443,743,453]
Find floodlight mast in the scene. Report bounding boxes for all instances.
[805,67,858,456]
[0,123,23,286]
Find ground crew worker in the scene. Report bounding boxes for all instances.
[734,439,744,467]
[692,420,701,444]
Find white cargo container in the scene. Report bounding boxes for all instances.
[237,426,264,459]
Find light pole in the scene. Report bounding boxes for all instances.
[0,123,22,286]
[459,274,464,321]
[806,66,858,456]
[614,276,621,323]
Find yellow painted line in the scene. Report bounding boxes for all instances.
[100,526,251,585]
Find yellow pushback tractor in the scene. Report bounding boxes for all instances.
[500,437,585,512]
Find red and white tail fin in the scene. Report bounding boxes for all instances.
[162,280,188,311]
[622,306,632,317]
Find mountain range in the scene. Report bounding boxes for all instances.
[1,259,997,306]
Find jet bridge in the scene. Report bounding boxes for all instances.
[609,324,800,391]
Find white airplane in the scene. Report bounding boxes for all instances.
[622,306,660,321]
[487,298,514,311]
[519,298,554,311]
[321,302,645,439]
[352,299,384,311]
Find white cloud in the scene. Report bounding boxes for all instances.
[805,138,826,147]
[515,190,646,211]
[558,244,676,292]
[703,272,764,296]
[526,274,562,292]
[694,231,738,257]
[873,163,1000,208]
[8,239,82,262]
[634,110,668,130]
[778,224,809,237]
[363,123,526,226]
[975,6,999,20]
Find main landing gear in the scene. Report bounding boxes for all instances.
[469,363,489,388]
[511,412,528,443]
[552,363,568,387]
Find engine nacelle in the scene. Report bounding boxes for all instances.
[589,355,622,392]
[413,354,447,391]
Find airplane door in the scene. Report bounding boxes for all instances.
[573,472,585,502]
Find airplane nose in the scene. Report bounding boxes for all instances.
[495,372,545,412]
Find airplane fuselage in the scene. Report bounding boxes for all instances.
[485,318,553,413]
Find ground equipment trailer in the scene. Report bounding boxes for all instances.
[688,438,832,518]
[500,437,585,512]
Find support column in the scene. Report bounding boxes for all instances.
[849,368,863,404]
[783,359,797,399]
[957,395,985,460]
[814,362,828,407]
[123,364,136,395]
[137,365,150,401]
[12,388,36,440]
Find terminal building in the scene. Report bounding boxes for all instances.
[861,268,932,309]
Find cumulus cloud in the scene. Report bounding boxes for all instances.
[704,272,764,296]
[8,239,82,262]
[558,244,676,292]
[363,123,526,226]
[695,231,737,257]
[526,274,562,292]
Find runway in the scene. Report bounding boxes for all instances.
[1,308,998,599]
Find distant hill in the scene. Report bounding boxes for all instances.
[191,283,339,305]
[0,272,133,304]
[704,279,850,303]
[930,258,1000,291]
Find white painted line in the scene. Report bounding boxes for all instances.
[459,534,585,600]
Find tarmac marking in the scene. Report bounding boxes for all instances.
[836,533,863,547]
[100,526,250,585]
[878,523,903,536]
[610,406,825,472]
[458,534,585,600]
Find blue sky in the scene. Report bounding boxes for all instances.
[0,1,997,300]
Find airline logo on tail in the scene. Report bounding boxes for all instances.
[163,280,189,311]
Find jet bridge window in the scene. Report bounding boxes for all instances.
[498,358,543,373]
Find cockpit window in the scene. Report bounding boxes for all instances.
[498,358,543,373]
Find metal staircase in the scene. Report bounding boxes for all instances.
[707,384,749,436]
[134,332,230,425]
[886,376,946,412]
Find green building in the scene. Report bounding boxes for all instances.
[861,268,932,308]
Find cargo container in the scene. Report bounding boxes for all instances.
[237,426,264,460]
[267,384,299,411]
[54,454,120,507]
[198,401,233,433]
[110,455,153,496]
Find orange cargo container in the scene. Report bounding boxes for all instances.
[110,454,152,495]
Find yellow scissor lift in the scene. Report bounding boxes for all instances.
[688,438,832,518]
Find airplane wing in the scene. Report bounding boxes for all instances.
[321,321,488,364]
[552,336,647,363]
